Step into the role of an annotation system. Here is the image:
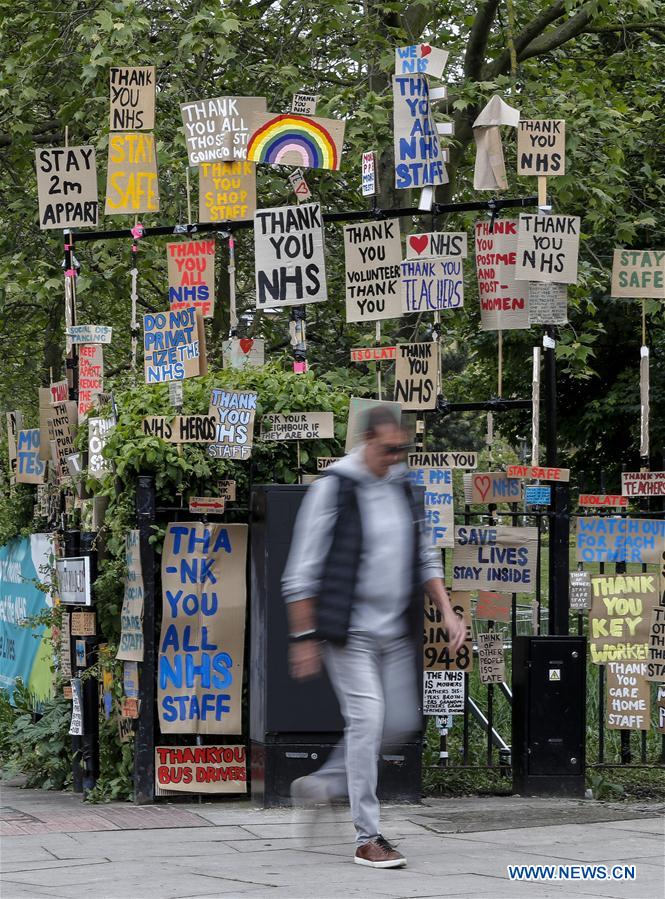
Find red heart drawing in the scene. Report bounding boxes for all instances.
[239,338,254,354]
[474,475,491,501]
[420,43,432,57]
[409,235,429,255]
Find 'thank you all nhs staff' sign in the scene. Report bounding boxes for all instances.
[158,523,247,734]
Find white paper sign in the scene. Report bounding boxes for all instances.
[423,670,464,715]
[344,219,402,322]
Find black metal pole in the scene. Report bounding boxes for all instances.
[79,532,100,795]
[64,528,83,793]
[134,475,156,804]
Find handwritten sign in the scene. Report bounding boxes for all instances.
[589,574,656,664]
[423,592,472,671]
[478,632,505,683]
[406,232,467,260]
[423,670,464,715]
[344,220,402,322]
[116,530,144,662]
[261,412,334,441]
[524,485,551,506]
[105,132,159,215]
[123,661,139,698]
[517,120,565,176]
[506,465,570,482]
[622,471,665,497]
[471,472,522,505]
[476,592,511,623]
[88,417,115,476]
[409,451,477,470]
[393,75,446,191]
[646,604,665,683]
[199,160,256,223]
[287,168,312,203]
[291,93,318,115]
[515,214,581,284]
[167,240,215,318]
[158,522,247,734]
[156,745,247,794]
[69,678,84,735]
[56,556,91,605]
[611,249,665,299]
[394,342,438,410]
[528,282,568,325]
[71,611,96,636]
[36,146,97,230]
[208,389,257,459]
[606,662,650,730]
[569,570,592,610]
[361,150,377,197]
[47,401,77,480]
[316,457,342,472]
[576,517,665,564]
[216,481,236,502]
[181,96,267,165]
[49,381,68,404]
[67,325,112,344]
[395,44,449,79]
[109,66,155,131]
[657,686,665,733]
[453,526,537,593]
[254,204,327,309]
[143,307,205,384]
[189,497,225,515]
[408,467,454,548]
[246,111,345,171]
[351,346,396,363]
[15,430,46,485]
[78,344,104,418]
[401,257,464,313]
[475,220,529,330]
[578,494,628,508]
[222,338,265,369]
[142,416,217,443]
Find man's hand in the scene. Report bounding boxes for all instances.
[443,607,467,653]
[289,639,322,681]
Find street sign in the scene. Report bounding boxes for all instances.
[188,496,225,514]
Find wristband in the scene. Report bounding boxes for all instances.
[289,629,317,642]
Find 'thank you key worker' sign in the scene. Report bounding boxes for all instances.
[589,574,656,664]
[452,526,537,592]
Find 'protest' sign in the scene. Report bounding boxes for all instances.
[394,342,439,410]
[408,467,454,548]
[475,220,529,330]
[478,632,505,684]
[423,670,464,715]
[105,132,159,215]
[156,745,247,794]
[208,390,257,460]
[423,592,472,671]
[515,214,581,284]
[409,451,477,470]
[56,556,91,605]
[506,465,570,482]
[181,97,267,165]
[344,220,402,322]
[143,307,205,384]
[254,204,326,309]
[67,325,112,344]
[117,530,144,662]
[622,471,665,497]
[88,417,115,476]
[15,430,46,485]
[471,472,522,505]
[199,161,256,223]
[406,232,467,260]
[36,146,98,230]
[393,75,447,191]
[528,281,568,325]
[142,416,217,443]
[611,249,665,299]
[261,412,334,441]
[576,517,665,564]
[517,120,565,176]
[361,151,377,197]
[109,67,155,131]
[167,240,215,318]
[401,257,464,313]
[606,662,650,730]
[578,494,628,508]
[453,526,537,593]
[158,523,247,734]
[569,570,592,610]
[589,574,656,664]
[395,44,449,79]
[476,591,511,623]
[78,344,104,418]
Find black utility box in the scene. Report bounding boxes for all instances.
[512,635,586,797]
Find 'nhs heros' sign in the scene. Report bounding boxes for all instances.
[158,523,248,734]
[452,526,537,593]
[143,307,205,384]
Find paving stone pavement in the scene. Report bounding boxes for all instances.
[1,779,663,899]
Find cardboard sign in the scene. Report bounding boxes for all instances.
[105,132,159,215]
[423,670,464,715]
[215,481,236,502]
[576,517,665,564]
[361,150,377,197]
[199,160,256,223]
[606,662,650,730]
[344,220,402,322]
[517,120,565,176]
[475,220,529,330]
[506,465,569,482]
[476,591,511,623]
[395,44,449,79]
[88,416,115,476]
[478,632,505,684]
[15,430,46,485]
[261,412,334,441]
[409,451,477,470]
[394,342,438,410]
[155,745,247,794]
[292,93,318,115]
[181,96,267,165]
[345,397,401,452]
[351,346,396,363]
[121,698,140,719]
[393,75,447,191]
[109,66,155,131]
[169,382,183,408]
[471,472,522,505]
[622,471,665,497]
[69,678,84,735]
[78,344,104,417]
[254,204,326,309]
[59,612,72,678]
[56,556,91,605]
[246,111,345,171]
[143,415,217,443]
[189,497,225,515]
[49,381,68,404]
[406,232,467,260]
[222,338,265,369]
[528,281,568,325]
[167,240,215,318]
[67,324,112,344]
[316,457,342,472]
[423,592,472,671]
[657,685,665,733]
[35,146,98,230]
[71,611,96,636]
[453,526,538,593]
[611,249,665,299]
[117,530,144,662]
[589,574,657,664]
[143,307,205,384]
[408,467,454,547]
[515,214,581,284]
[578,494,628,508]
[158,522,247,734]
[208,389,257,459]
[401,257,464,313]
[569,570,592,610]
[47,397,77,480]
[646,605,665,683]
[287,168,312,203]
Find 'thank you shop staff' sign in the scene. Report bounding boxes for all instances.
[344,220,403,322]
[452,526,537,592]
[158,522,247,734]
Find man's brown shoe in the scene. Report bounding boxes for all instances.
[354,835,407,868]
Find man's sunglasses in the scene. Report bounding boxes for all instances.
[381,443,413,457]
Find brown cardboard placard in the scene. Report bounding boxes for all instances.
[104,132,159,215]
[78,344,104,418]
[423,592,472,672]
[578,494,628,509]
[222,338,265,369]
[515,214,581,284]
[35,146,98,230]
[199,160,256,223]
[657,685,665,733]
[155,745,247,794]
[408,451,477,470]
[216,481,237,502]
[208,389,257,459]
[181,96,267,166]
[167,239,215,319]
[246,111,345,171]
[393,74,447,191]
[474,219,529,330]
[506,464,570,482]
[261,412,334,441]
[47,400,77,481]
[470,472,522,505]
[142,415,217,443]
[589,574,657,664]
[453,525,538,593]
[49,381,69,404]
[394,342,439,410]
[478,632,505,683]
[606,662,650,730]
[143,307,205,384]
[15,430,47,484]
[344,219,403,322]
[476,591,511,623]
[350,346,396,363]
[121,698,140,719]
[407,466,454,547]
[116,530,144,662]
[406,232,467,260]
[71,611,96,636]
[517,120,565,176]
[646,604,665,683]
[611,249,665,299]
[158,522,247,734]
[109,66,155,131]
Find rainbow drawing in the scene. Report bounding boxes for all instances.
[246,113,344,171]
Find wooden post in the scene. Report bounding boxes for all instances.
[538,176,548,208]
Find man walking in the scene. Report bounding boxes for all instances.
[282,405,465,868]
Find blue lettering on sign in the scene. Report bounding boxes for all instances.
[576,516,665,563]
[525,485,551,506]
